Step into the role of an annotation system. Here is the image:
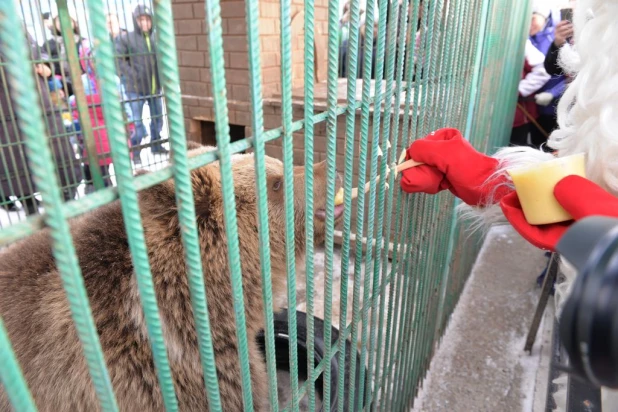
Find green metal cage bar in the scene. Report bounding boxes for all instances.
[280,0,301,408]
[0,318,37,412]
[203,0,255,409]
[244,0,281,407]
[84,0,179,409]
[152,0,224,409]
[320,0,342,406]
[56,0,105,190]
[335,0,363,406]
[0,98,373,247]
[303,0,317,406]
[0,0,534,411]
[0,0,118,410]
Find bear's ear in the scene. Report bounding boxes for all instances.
[191,164,222,221]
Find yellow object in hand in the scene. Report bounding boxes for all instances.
[507,153,586,225]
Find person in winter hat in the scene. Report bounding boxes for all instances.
[115,4,167,163]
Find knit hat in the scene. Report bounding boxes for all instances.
[532,5,551,19]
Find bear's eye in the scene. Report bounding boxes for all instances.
[272,180,282,191]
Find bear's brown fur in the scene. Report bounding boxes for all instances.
[0,147,342,411]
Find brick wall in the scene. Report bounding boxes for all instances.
[174,0,329,144]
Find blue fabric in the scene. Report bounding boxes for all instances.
[530,11,567,117]
[80,73,98,96]
[48,77,63,91]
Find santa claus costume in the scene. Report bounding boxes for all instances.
[399,0,618,409]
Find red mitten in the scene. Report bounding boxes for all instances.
[500,175,618,251]
[400,128,511,206]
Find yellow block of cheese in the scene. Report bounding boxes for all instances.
[507,153,586,225]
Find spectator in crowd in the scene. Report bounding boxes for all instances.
[528,6,567,149]
[41,15,90,97]
[338,1,351,78]
[116,4,167,164]
[106,12,135,150]
[106,13,128,41]
[412,0,426,80]
[41,12,54,41]
[510,39,550,147]
[1,32,82,214]
[70,52,119,194]
[40,13,65,107]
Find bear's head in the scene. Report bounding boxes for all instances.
[141,145,343,279]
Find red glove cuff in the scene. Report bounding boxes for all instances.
[500,192,570,250]
[501,175,618,251]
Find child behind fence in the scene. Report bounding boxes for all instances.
[70,51,133,193]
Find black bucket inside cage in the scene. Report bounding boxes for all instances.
[256,309,368,411]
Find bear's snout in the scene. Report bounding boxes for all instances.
[312,161,344,222]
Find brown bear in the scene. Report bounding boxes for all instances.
[0,146,343,411]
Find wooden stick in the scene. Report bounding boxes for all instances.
[396,158,424,173]
[335,159,424,204]
[517,102,549,139]
[398,149,407,165]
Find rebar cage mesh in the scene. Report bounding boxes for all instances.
[0,0,531,410]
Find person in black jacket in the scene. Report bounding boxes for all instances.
[1,32,82,215]
[115,5,167,163]
[544,19,574,77]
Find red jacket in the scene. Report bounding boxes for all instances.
[513,60,539,128]
[513,40,550,128]
[72,94,112,167]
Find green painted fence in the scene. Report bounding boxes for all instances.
[0,0,531,410]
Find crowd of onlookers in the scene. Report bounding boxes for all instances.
[337,0,425,80]
[511,4,575,150]
[336,0,573,152]
[0,3,166,216]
